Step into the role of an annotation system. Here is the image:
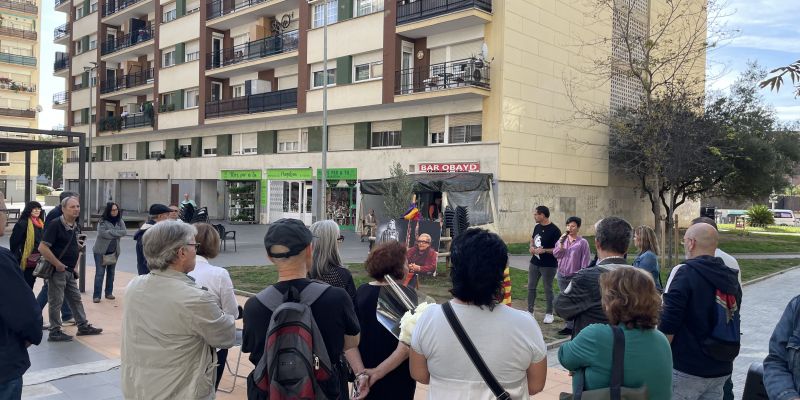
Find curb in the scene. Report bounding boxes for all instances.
[741,265,800,287]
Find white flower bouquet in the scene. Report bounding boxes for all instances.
[398,301,434,344]
[376,275,435,344]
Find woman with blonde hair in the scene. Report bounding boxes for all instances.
[632,225,662,291]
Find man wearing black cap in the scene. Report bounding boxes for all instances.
[242,219,362,400]
[133,204,172,275]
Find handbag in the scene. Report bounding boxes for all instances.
[33,230,76,280]
[441,302,511,400]
[559,326,648,400]
[25,252,41,269]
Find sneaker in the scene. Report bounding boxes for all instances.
[48,330,74,342]
[93,298,101,303]
[557,327,573,336]
[543,314,555,324]
[76,324,103,336]
[105,294,115,300]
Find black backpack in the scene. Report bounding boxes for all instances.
[685,260,742,362]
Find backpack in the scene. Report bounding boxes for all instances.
[251,282,338,400]
[685,261,742,362]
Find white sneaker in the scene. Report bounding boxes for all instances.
[543,314,555,324]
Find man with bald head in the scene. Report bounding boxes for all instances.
[660,223,742,400]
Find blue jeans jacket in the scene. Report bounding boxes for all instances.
[764,295,800,400]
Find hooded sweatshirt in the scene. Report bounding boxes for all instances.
[133,219,156,275]
[659,255,742,378]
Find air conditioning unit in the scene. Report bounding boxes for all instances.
[245,79,271,95]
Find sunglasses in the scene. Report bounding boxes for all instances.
[417,240,430,244]
[337,235,345,242]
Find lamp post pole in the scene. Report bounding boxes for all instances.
[320,0,329,221]
[84,62,97,227]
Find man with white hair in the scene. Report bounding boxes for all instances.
[122,220,235,399]
[405,233,438,288]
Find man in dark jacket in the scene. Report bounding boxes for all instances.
[660,223,742,399]
[0,201,43,398]
[554,216,632,338]
[133,204,172,275]
[37,191,78,326]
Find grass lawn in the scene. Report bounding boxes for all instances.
[719,224,800,234]
[507,235,638,256]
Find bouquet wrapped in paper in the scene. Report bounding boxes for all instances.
[376,275,435,345]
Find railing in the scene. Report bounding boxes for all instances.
[205,88,297,118]
[396,0,491,24]
[54,54,69,71]
[54,0,67,6]
[54,23,69,40]
[0,107,36,118]
[72,82,91,90]
[101,24,154,55]
[0,52,36,66]
[0,25,37,40]
[395,58,490,94]
[186,51,200,62]
[101,68,154,94]
[53,91,69,105]
[0,80,36,92]
[98,112,153,131]
[206,30,298,70]
[0,0,38,14]
[206,0,273,20]
[66,156,81,163]
[102,0,148,17]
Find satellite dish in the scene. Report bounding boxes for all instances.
[481,43,489,60]
[35,105,43,112]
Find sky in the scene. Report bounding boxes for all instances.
[36,0,800,129]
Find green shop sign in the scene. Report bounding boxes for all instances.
[267,168,313,180]
[220,170,262,180]
[316,168,358,181]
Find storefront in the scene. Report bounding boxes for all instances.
[320,168,358,230]
[267,168,314,225]
[221,170,261,224]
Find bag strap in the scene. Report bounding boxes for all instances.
[298,281,329,306]
[54,229,76,261]
[256,281,330,311]
[441,302,511,400]
[609,326,626,400]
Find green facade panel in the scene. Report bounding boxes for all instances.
[336,56,352,85]
[176,0,186,17]
[175,42,185,64]
[191,137,201,157]
[165,139,177,159]
[112,144,122,161]
[217,134,232,156]
[354,122,370,149]
[136,142,147,160]
[338,0,352,21]
[401,117,427,148]
[307,126,322,152]
[257,130,276,154]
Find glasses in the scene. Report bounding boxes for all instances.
[185,242,200,251]
[170,209,179,213]
[337,235,345,242]
[417,240,430,244]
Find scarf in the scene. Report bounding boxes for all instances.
[20,218,38,270]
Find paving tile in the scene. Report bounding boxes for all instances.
[63,383,122,400]
[51,373,111,393]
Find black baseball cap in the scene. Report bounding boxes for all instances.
[263,219,313,258]
[149,203,172,215]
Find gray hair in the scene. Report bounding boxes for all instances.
[142,220,197,271]
[61,196,79,208]
[309,220,342,279]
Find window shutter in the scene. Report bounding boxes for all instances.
[257,130,276,154]
[428,116,445,134]
[175,42,185,64]
[83,0,89,13]
[165,139,176,158]
[354,122,370,149]
[449,113,482,127]
[371,120,401,132]
[336,56,352,85]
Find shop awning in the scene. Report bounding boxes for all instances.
[359,173,492,195]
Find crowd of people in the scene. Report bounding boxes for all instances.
[3,193,800,400]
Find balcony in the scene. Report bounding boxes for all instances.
[0,52,36,67]
[395,58,490,98]
[54,0,69,11]
[100,25,154,60]
[54,53,70,73]
[98,112,153,132]
[0,26,37,41]
[102,0,155,25]
[0,107,36,118]
[0,0,38,14]
[0,79,36,93]
[205,0,294,30]
[100,68,154,96]
[54,24,69,43]
[53,91,69,107]
[205,88,296,119]
[396,0,491,38]
[206,30,298,77]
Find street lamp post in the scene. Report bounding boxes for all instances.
[84,61,97,227]
[309,0,329,221]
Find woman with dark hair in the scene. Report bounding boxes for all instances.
[558,267,672,399]
[553,216,591,336]
[91,202,126,302]
[349,241,416,399]
[410,228,548,399]
[10,201,45,288]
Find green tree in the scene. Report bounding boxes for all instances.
[37,148,63,187]
[746,205,774,227]
[382,162,414,219]
[760,59,800,96]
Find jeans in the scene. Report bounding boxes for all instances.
[92,253,116,299]
[48,270,88,333]
[216,348,228,391]
[37,282,72,321]
[557,273,575,329]
[527,263,556,314]
[0,376,22,400]
[672,369,730,400]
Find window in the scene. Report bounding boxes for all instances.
[203,148,217,156]
[161,92,175,110]
[371,131,401,148]
[89,35,97,50]
[429,114,482,144]
[149,140,165,158]
[278,141,298,152]
[122,143,136,160]
[162,49,175,67]
[89,70,97,87]
[186,51,199,62]
[185,88,199,108]
[76,4,84,18]
[277,129,307,153]
[232,133,257,155]
[0,153,7,163]
[75,40,83,54]
[202,136,217,157]
[103,145,111,161]
[233,85,244,98]
[312,69,336,88]
[90,0,97,13]
[163,3,177,22]
[449,125,482,143]
[312,0,337,28]
[356,0,383,17]
[178,138,191,156]
[354,61,382,81]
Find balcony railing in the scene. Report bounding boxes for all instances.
[53,91,69,105]
[205,88,297,119]
[0,0,38,14]
[206,0,271,20]
[54,54,69,71]
[54,23,69,40]
[0,26,37,40]
[101,68,154,94]
[72,82,91,91]
[102,0,147,17]
[396,0,491,24]
[101,24,153,55]
[66,156,81,163]
[98,112,153,131]
[206,30,298,70]
[0,80,36,93]
[0,107,36,118]
[395,58,490,94]
[0,52,36,67]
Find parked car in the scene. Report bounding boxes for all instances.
[770,209,799,226]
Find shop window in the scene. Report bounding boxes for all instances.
[370,131,401,148]
[282,181,301,212]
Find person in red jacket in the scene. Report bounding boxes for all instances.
[405,233,438,288]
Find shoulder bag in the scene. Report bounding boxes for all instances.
[559,326,648,400]
[33,230,76,280]
[441,301,511,400]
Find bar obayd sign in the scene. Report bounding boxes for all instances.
[418,162,480,173]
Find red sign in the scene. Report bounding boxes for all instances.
[418,162,480,173]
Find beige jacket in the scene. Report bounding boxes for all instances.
[121,269,236,400]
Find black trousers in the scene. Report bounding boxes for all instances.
[215,348,228,391]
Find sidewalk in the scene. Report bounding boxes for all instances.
[22,266,572,399]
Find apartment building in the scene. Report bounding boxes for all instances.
[57,0,703,240]
[1,0,40,200]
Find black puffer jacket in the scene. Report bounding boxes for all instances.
[0,246,43,383]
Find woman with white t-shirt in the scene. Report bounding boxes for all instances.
[410,228,548,399]
[188,223,239,391]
